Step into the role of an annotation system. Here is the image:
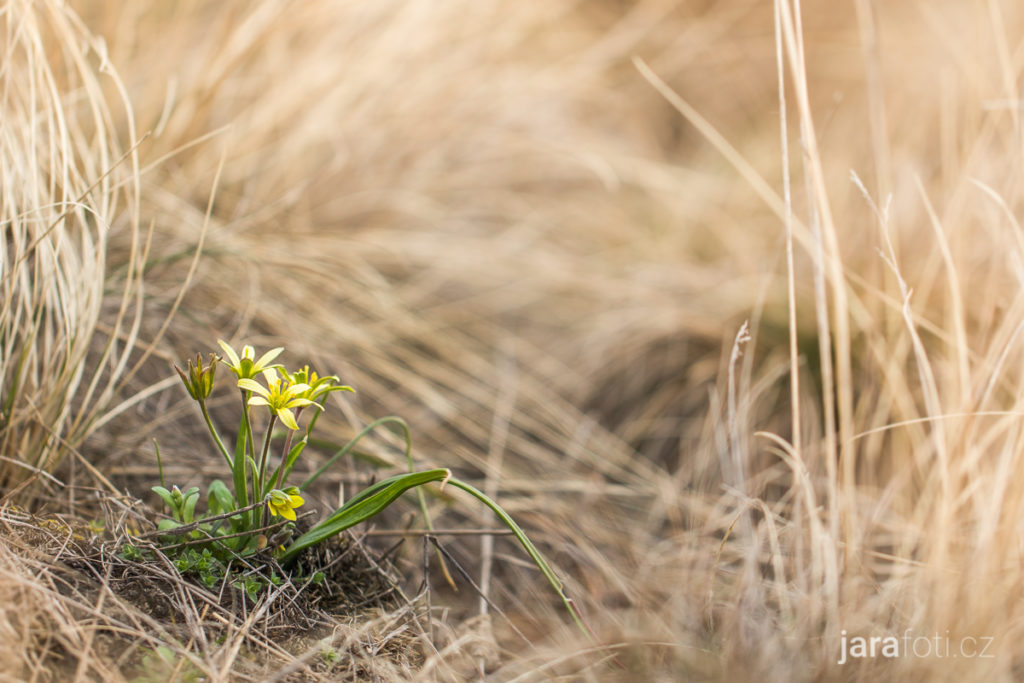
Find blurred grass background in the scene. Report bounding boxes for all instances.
[4,0,1024,679]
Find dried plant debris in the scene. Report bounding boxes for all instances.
[0,500,427,681]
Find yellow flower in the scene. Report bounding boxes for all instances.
[288,365,355,402]
[237,368,315,430]
[267,486,304,521]
[218,340,284,381]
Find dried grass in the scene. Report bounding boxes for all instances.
[4,0,1024,680]
[0,0,147,492]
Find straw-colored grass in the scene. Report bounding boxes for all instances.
[0,0,148,493]
[5,0,1024,679]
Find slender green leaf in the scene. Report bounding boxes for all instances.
[154,439,165,489]
[443,478,590,640]
[232,410,249,509]
[279,468,450,564]
[278,471,591,642]
[299,416,413,491]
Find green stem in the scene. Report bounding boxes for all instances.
[154,439,165,489]
[276,407,301,490]
[256,413,277,504]
[278,400,325,486]
[199,400,232,470]
[242,392,257,479]
[247,407,259,527]
[305,397,326,433]
[233,394,250,510]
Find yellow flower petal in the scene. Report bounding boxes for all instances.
[283,397,314,410]
[268,489,302,520]
[237,378,269,396]
[217,339,241,368]
[278,408,299,430]
[254,347,284,370]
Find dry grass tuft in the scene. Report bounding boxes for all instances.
[0,0,147,493]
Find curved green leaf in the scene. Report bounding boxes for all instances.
[279,468,450,564]
[298,416,412,491]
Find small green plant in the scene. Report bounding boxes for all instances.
[154,341,588,636]
[320,644,341,664]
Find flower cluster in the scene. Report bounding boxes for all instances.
[169,341,357,542]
